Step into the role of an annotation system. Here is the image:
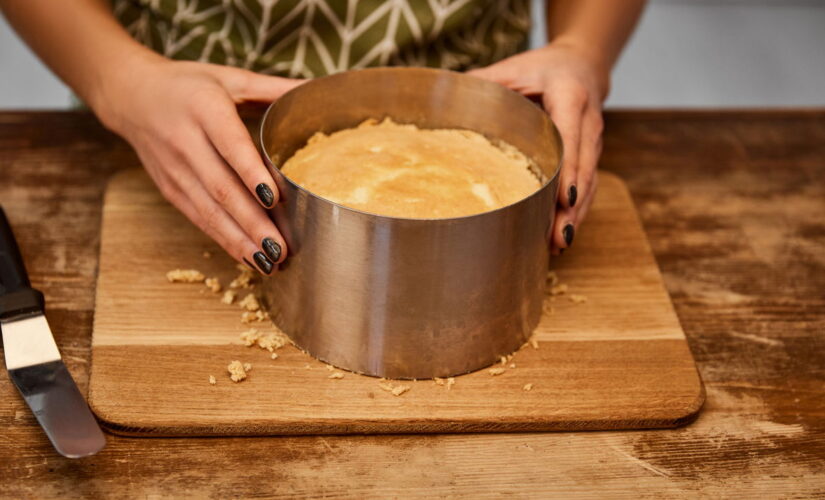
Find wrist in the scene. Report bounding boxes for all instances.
[86,46,167,132]
[547,35,611,99]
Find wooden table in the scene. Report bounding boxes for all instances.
[1,111,823,498]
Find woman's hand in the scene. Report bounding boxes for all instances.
[92,54,303,273]
[469,41,608,255]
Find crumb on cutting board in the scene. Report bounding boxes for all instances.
[378,380,411,396]
[549,283,568,296]
[489,367,506,376]
[203,251,212,259]
[166,269,205,283]
[238,293,261,312]
[328,372,344,379]
[241,310,267,324]
[271,353,278,360]
[240,328,289,352]
[205,277,221,293]
[570,294,588,304]
[230,264,256,289]
[523,383,533,392]
[221,290,237,305]
[227,360,249,382]
[209,375,216,385]
[391,385,410,396]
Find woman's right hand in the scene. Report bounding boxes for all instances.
[91,53,303,274]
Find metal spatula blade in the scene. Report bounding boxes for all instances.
[4,318,106,458]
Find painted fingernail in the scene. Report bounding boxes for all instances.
[262,237,282,263]
[568,185,578,208]
[256,183,275,208]
[563,223,575,247]
[253,251,273,274]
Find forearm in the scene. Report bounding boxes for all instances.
[0,0,161,113]
[546,0,646,94]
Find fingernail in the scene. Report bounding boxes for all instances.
[253,251,273,274]
[256,183,275,208]
[568,185,578,208]
[563,223,575,247]
[262,237,282,263]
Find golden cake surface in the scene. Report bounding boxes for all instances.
[280,119,541,218]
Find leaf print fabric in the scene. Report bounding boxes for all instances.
[112,0,530,77]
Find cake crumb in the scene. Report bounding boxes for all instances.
[238,293,261,312]
[326,365,335,371]
[542,303,555,316]
[227,360,248,382]
[391,385,410,396]
[243,362,252,372]
[241,328,289,351]
[304,364,311,369]
[271,352,278,360]
[221,290,237,305]
[202,251,212,259]
[205,277,221,293]
[509,363,516,369]
[522,383,533,392]
[446,377,455,390]
[166,269,205,283]
[570,294,588,304]
[547,271,559,287]
[209,375,216,385]
[241,310,267,324]
[550,283,568,296]
[328,372,344,379]
[489,367,506,376]
[230,265,256,289]
[434,377,445,386]
[377,380,411,396]
[530,336,539,349]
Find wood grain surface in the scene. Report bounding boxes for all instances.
[1,111,823,498]
[88,169,701,435]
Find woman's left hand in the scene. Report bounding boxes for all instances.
[469,41,608,255]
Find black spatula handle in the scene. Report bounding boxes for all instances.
[0,207,44,321]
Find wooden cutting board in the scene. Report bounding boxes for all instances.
[88,169,704,436]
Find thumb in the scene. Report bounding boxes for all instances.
[214,66,307,103]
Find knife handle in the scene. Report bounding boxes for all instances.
[0,207,44,321]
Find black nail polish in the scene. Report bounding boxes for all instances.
[253,251,273,274]
[568,185,578,208]
[262,237,281,263]
[563,223,575,247]
[256,183,275,208]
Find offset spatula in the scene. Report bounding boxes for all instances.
[0,207,105,458]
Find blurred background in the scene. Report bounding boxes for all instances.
[1,0,824,109]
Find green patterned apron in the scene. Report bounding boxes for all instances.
[112,0,530,77]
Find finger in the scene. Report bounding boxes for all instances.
[179,127,288,267]
[213,65,305,103]
[544,86,586,209]
[576,105,604,209]
[550,206,576,256]
[574,170,599,225]
[196,97,280,210]
[143,153,263,269]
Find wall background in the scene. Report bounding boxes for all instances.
[1,0,824,109]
